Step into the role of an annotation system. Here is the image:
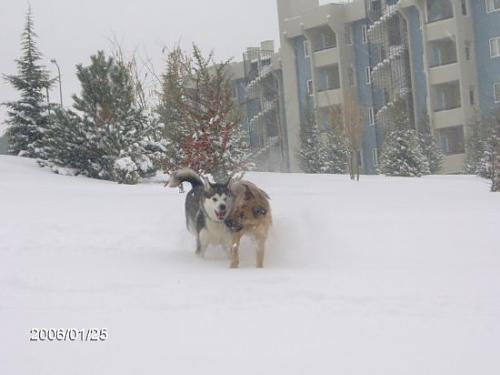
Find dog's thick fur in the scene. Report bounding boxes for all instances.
[225,181,272,268]
[168,168,233,257]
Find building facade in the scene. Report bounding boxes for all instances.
[277,0,500,174]
[229,41,290,172]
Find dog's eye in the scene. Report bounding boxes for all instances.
[212,197,217,202]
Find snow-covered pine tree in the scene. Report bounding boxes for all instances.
[465,115,493,179]
[322,104,348,174]
[36,51,162,184]
[298,105,327,174]
[158,45,250,179]
[490,110,500,192]
[417,114,443,174]
[72,51,162,183]
[36,108,91,174]
[378,100,430,177]
[3,6,53,158]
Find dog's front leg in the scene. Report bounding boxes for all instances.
[230,234,242,269]
[196,230,209,258]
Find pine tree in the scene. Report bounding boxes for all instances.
[379,101,430,177]
[158,45,250,179]
[37,108,91,174]
[37,51,163,184]
[3,6,53,157]
[490,110,500,192]
[465,115,493,179]
[322,104,348,175]
[298,107,327,173]
[417,114,443,174]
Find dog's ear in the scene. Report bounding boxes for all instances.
[244,185,254,200]
[253,207,267,217]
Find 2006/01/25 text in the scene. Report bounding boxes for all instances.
[30,328,108,342]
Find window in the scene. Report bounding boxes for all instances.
[304,40,310,58]
[368,107,375,125]
[469,87,475,105]
[362,25,368,44]
[438,126,465,155]
[344,24,352,45]
[461,0,468,15]
[372,148,378,166]
[465,42,471,60]
[494,82,500,103]
[486,0,500,13]
[365,66,371,84]
[490,37,500,58]
[307,80,314,96]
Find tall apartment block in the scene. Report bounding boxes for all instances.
[277,0,500,174]
[229,41,290,172]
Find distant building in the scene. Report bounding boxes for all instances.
[229,41,290,172]
[277,0,500,174]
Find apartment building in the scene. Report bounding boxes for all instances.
[277,0,500,174]
[229,41,290,172]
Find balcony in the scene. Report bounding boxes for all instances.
[313,48,339,67]
[428,38,457,68]
[428,63,460,85]
[425,18,456,42]
[316,64,340,93]
[316,89,342,108]
[427,0,454,23]
[309,26,337,53]
[432,81,461,113]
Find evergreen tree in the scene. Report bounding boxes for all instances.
[490,110,500,192]
[3,6,53,157]
[379,101,430,177]
[157,47,191,170]
[322,104,349,175]
[465,115,493,179]
[298,107,327,173]
[323,128,349,174]
[418,114,443,174]
[37,51,163,184]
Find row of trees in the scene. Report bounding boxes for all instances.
[299,99,442,179]
[3,8,249,184]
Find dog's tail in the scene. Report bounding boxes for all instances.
[167,168,205,189]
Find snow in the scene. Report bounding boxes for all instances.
[1,155,500,374]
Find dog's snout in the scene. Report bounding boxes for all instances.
[219,204,226,211]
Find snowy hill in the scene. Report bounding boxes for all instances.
[1,155,500,375]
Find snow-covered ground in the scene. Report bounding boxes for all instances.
[1,155,500,374]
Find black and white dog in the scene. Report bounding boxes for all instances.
[168,168,234,257]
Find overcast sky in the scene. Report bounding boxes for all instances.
[0,0,331,131]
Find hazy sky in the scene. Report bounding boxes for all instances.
[0,0,331,131]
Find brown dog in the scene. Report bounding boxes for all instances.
[224,181,272,268]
